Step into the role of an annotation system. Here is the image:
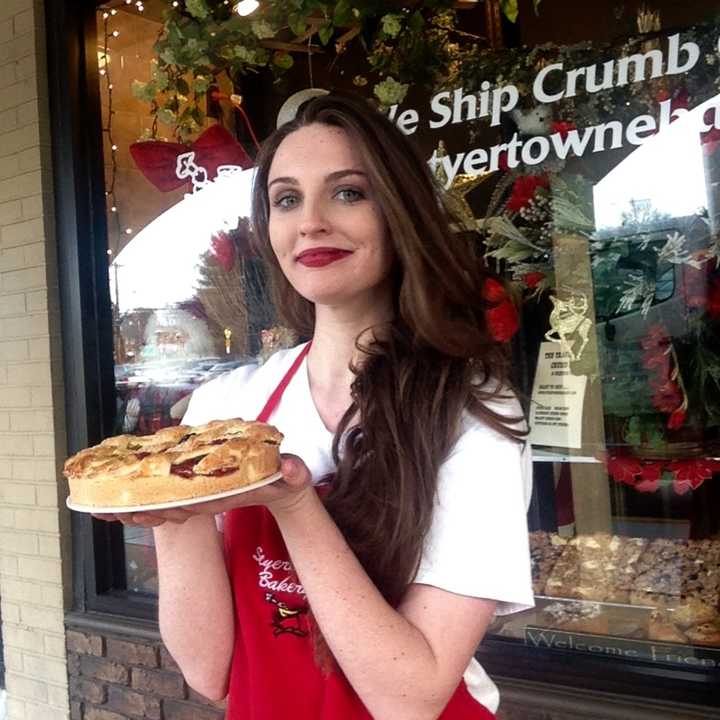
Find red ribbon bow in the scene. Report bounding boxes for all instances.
[129,124,254,192]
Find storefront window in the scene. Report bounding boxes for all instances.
[96,4,274,594]
[91,0,720,683]
[477,22,720,671]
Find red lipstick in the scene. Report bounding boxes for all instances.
[296,248,353,267]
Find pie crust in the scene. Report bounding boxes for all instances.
[64,419,284,508]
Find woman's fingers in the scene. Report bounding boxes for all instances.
[279,454,312,488]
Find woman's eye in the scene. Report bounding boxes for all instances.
[272,193,299,209]
[335,187,364,203]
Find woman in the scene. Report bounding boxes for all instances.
[100,93,534,720]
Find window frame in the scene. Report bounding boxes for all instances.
[47,0,155,621]
[46,0,720,707]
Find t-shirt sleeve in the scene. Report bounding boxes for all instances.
[412,413,535,615]
[181,363,260,427]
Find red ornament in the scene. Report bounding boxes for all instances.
[668,459,715,495]
[551,121,576,139]
[607,455,643,485]
[486,300,520,342]
[523,271,545,289]
[507,175,549,213]
[666,406,687,430]
[636,462,663,493]
[129,124,253,192]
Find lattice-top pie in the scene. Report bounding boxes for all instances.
[64,419,284,508]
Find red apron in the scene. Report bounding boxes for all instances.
[223,344,495,719]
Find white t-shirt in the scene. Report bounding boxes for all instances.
[182,342,534,713]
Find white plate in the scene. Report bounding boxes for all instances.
[66,471,284,514]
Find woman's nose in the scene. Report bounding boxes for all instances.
[298,197,330,236]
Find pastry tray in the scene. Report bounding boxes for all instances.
[66,471,284,514]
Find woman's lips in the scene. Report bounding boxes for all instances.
[296,248,353,267]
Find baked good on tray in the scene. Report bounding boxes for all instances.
[529,531,567,594]
[64,419,283,508]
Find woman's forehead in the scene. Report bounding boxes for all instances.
[269,124,363,179]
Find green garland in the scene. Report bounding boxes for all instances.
[131,0,497,138]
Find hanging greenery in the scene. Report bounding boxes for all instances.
[132,0,524,138]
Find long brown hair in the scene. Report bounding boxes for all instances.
[251,92,526,670]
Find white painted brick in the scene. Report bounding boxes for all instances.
[32,432,55,457]
[0,122,40,157]
[0,600,20,623]
[47,686,70,711]
[5,672,48,703]
[8,361,51,385]
[0,338,28,360]
[17,555,61,583]
[1,267,46,293]
[0,364,6,382]
[0,312,48,337]
[0,19,12,42]
[0,33,33,65]
[3,648,24,672]
[20,193,42,220]
[35,484,58,508]
[22,654,67,686]
[0,291,25,315]
[0,433,33,455]
[0,482,36,505]
[23,240,45,266]
[30,385,52,407]
[26,288,46,311]
[37,534,60,558]
[13,11,34,38]
[0,217,44,248]
[9,459,34,480]
[0,77,36,114]
[0,244,24,271]
[0,168,41,202]
[0,506,15,528]
[28,337,50,361]
[0,199,22,224]
[43,633,66,658]
[13,507,59,533]
[10,409,53,432]
[0,410,9,429]
[16,145,41,172]
[15,54,35,81]
[0,577,38,601]
[5,695,26,720]
[0,153,20,181]
[0,386,31,407]
[1,554,18,575]
[0,60,17,88]
[40,585,64,610]
[20,605,63,633]
[0,106,18,133]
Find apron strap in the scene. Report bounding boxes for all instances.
[256,342,312,422]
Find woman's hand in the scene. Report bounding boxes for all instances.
[91,454,314,527]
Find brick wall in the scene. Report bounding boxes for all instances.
[0,0,72,718]
[66,629,226,720]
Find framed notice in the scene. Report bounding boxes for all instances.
[529,342,588,449]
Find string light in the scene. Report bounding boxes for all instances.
[99,5,123,256]
[235,0,259,16]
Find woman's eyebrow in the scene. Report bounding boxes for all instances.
[267,169,366,190]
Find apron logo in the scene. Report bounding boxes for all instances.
[265,592,309,637]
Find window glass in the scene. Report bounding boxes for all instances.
[94,4,720,675]
[96,4,275,595]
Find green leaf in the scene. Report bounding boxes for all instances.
[185,0,209,21]
[193,75,210,94]
[333,0,353,26]
[318,21,334,45]
[500,0,519,23]
[288,13,307,37]
[272,51,294,69]
[408,10,424,33]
